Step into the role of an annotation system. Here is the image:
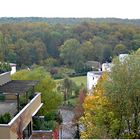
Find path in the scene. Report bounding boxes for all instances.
[59,108,76,139]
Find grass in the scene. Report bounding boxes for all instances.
[66,97,77,106]
[70,76,86,87]
[55,75,87,107]
[55,76,87,87]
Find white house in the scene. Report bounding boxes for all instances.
[87,54,128,92]
[102,62,112,72]
[87,71,102,91]
[119,54,128,63]
[10,63,16,75]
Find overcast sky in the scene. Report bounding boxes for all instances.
[0,0,139,19]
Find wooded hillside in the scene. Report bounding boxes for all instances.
[0,18,140,73]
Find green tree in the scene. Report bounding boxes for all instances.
[35,75,62,114]
[57,77,77,104]
[15,39,31,66]
[105,52,140,138]
[0,31,4,61]
[113,43,126,55]
[12,67,63,115]
[59,39,80,67]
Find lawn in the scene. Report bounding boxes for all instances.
[70,76,87,87]
[55,76,87,87]
[55,76,87,107]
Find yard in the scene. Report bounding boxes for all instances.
[55,76,87,107]
[70,76,87,87]
[55,76,87,87]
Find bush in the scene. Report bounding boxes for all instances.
[50,67,75,79]
[44,110,62,124]
[0,62,11,74]
[44,111,56,121]
[0,113,11,124]
[0,94,5,101]
[33,119,57,130]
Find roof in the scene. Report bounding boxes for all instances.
[86,61,101,68]
[10,63,16,66]
[87,71,103,75]
[0,80,38,94]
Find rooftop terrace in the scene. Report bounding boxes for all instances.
[0,101,17,117]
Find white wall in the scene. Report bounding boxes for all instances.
[102,63,112,72]
[10,66,16,75]
[87,72,102,91]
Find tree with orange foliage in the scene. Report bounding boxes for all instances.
[80,72,120,139]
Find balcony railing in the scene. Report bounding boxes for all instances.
[0,92,43,139]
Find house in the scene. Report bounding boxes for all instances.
[119,54,128,63]
[10,63,16,75]
[87,54,128,92]
[87,71,102,91]
[0,71,43,139]
[102,62,112,72]
[86,61,101,70]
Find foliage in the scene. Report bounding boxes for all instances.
[59,39,80,67]
[0,113,11,124]
[33,119,57,131]
[80,52,140,139]
[80,72,117,139]
[35,76,62,114]
[73,89,86,122]
[0,94,5,101]
[12,67,47,80]
[0,62,11,74]
[50,67,75,79]
[57,77,79,104]
[104,52,140,138]
[12,67,63,115]
[0,21,139,73]
[33,110,62,131]
[1,17,140,25]
[113,43,126,55]
[70,76,86,87]
[44,110,62,124]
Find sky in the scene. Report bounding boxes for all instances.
[0,0,140,19]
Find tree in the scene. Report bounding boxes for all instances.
[31,39,47,64]
[113,43,126,55]
[59,39,80,67]
[73,89,86,122]
[15,39,31,67]
[105,52,140,138]
[57,77,77,104]
[0,31,4,61]
[80,52,140,139]
[80,72,115,139]
[35,75,62,114]
[12,67,63,115]
[79,41,95,61]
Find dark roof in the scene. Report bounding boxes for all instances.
[0,80,38,95]
[88,71,103,75]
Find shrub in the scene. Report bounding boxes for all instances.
[0,62,11,74]
[0,113,11,124]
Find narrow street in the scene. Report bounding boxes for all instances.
[59,108,76,139]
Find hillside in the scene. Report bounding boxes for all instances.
[0,17,140,25]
